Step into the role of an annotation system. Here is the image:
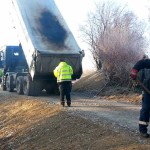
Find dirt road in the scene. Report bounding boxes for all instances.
[0,91,150,150]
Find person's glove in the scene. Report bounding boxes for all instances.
[130,69,138,80]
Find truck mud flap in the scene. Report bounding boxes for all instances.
[45,81,59,94]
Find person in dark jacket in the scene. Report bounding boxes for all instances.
[53,60,73,107]
[130,56,150,138]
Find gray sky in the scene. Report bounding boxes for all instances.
[0,0,149,46]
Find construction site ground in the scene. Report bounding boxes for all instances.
[1,72,150,150]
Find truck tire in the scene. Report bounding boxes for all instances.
[23,75,41,96]
[2,75,6,91]
[2,85,6,91]
[23,75,33,96]
[6,76,14,92]
[2,80,6,91]
[16,76,24,94]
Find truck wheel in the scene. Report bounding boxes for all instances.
[16,76,24,94]
[23,75,33,96]
[6,76,14,92]
[2,82,6,91]
[2,85,6,91]
[2,76,6,91]
[23,76,41,96]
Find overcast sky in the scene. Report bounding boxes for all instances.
[55,0,149,47]
[0,0,149,46]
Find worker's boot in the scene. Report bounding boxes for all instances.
[140,132,149,138]
[67,103,71,107]
[61,102,65,107]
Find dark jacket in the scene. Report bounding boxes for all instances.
[133,59,150,71]
[133,59,150,90]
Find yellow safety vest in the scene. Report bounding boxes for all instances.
[54,62,73,82]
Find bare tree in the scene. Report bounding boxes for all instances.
[80,1,146,85]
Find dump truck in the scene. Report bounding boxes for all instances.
[0,0,84,96]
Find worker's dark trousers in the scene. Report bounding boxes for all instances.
[139,92,150,133]
[58,81,72,105]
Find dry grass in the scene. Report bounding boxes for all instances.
[0,99,61,148]
[73,71,106,93]
[73,71,142,104]
[0,97,150,150]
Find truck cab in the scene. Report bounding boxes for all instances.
[0,45,28,92]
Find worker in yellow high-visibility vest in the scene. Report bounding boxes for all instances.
[54,60,73,107]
